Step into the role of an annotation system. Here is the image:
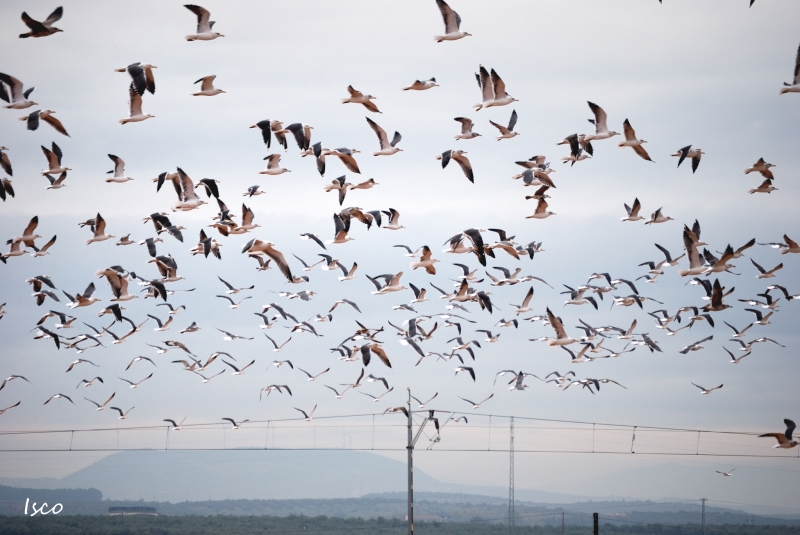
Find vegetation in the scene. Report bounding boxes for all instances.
[0,515,799,535]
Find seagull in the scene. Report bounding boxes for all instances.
[691,382,723,395]
[125,356,156,370]
[0,147,11,175]
[437,150,473,182]
[474,66,517,110]
[193,75,225,96]
[265,334,292,352]
[119,373,153,389]
[759,419,798,448]
[490,110,519,140]
[84,392,115,411]
[41,143,69,175]
[342,86,380,113]
[434,0,471,42]
[0,73,37,109]
[748,177,777,194]
[184,5,224,41]
[105,155,133,183]
[644,208,673,225]
[744,158,776,179]
[44,393,74,405]
[716,468,736,477]
[459,393,493,409]
[164,418,186,430]
[751,258,783,279]
[618,119,654,162]
[0,401,20,415]
[526,198,556,220]
[672,145,704,173]
[337,262,359,282]
[584,102,619,142]
[453,117,480,140]
[403,78,438,90]
[510,287,534,315]
[257,153,290,176]
[679,335,713,354]
[217,329,253,341]
[119,83,155,125]
[20,109,69,136]
[114,62,157,96]
[366,117,402,156]
[19,7,63,38]
[360,387,394,403]
[0,178,14,201]
[222,418,249,430]
[411,393,438,409]
[217,295,252,309]
[330,299,361,313]
[724,347,750,364]
[410,246,440,275]
[779,42,800,94]
[242,240,294,282]
[223,359,255,375]
[106,406,133,420]
[66,358,99,373]
[544,308,576,346]
[0,375,31,391]
[455,366,476,381]
[294,405,317,422]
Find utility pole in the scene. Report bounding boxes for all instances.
[701,498,707,535]
[406,389,436,535]
[561,511,565,535]
[407,389,413,535]
[593,512,598,535]
[508,416,514,533]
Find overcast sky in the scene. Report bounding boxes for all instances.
[1,0,799,508]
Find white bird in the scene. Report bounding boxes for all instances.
[474,66,517,110]
[0,73,37,109]
[216,295,252,309]
[222,418,249,430]
[621,198,644,222]
[371,272,406,295]
[193,75,225,96]
[119,84,155,124]
[41,142,69,175]
[434,0,471,42]
[105,154,133,183]
[265,334,292,352]
[744,158,776,179]
[223,359,255,375]
[260,154,290,175]
[366,117,402,155]
[459,393,493,409]
[453,117,480,140]
[644,208,673,225]
[84,392,115,411]
[294,405,317,421]
[0,401,21,415]
[545,308,576,346]
[779,42,800,94]
[691,382,723,395]
[86,213,115,244]
[110,406,134,420]
[403,78,438,90]
[716,468,736,477]
[436,150,473,183]
[21,109,69,136]
[584,102,619,142]
[114,62,157,96]
[119,373,153,389]
[526,198,556,220]
[184,5,224,41]
[489,110,519,140]
[164,417,186,430]
[342,86,380,113]
[410,392,438,408]
[759,419,798,449]
[672,145,704,173]
[43,393,74,406]
[748,177,777,194]
[618,119,654,162]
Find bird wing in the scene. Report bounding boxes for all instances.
[587,102,608,133]
[43,6,64,27]
[366,117,390,149]
[436,0,460,33]
[490,69,508,99]
[186,4,212,33]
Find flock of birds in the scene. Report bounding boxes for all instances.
[0,1,798,454]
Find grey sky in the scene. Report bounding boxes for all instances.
[1,0,799,508]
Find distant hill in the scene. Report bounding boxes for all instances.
[0,450,587,503]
